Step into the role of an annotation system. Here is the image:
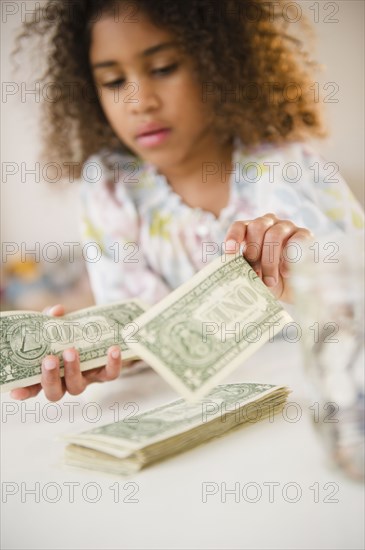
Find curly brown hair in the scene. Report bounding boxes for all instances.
[12,0,326,179]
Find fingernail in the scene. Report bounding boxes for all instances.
[110,348,120,360]
[63,349,76,362]
[263,276,277,287]
[225,239,238,252]
[43,356,57,371]
[50,304,63,315]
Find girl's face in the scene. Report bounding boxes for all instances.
[90,12,217,171]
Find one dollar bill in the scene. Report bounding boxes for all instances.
[64,382,290,476]
[0,299,147,392]
[123,254,292,401]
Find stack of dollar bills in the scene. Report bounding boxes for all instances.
[0,254,292,401]
[63,383,290,475]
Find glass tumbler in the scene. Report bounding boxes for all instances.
[291,236,364,481]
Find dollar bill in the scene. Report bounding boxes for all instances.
[63,382,290,475]
[0,300,147,392]
[1,254,292,398]
[123,254,292,401]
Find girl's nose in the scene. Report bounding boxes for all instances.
[127,79,160,114]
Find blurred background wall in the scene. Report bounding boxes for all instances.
[1,0,364,310]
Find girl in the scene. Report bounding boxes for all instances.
[11,0,363,402]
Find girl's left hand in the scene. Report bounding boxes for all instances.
[224,213,313,302]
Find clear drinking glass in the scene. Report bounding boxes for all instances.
[291,236,364,481]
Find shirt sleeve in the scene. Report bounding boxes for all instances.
[79,153,171,306]
[298,143,364,237]
[250,142,364,240]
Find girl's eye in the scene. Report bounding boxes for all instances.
[102,78,125,89]
[152,63,179,76]
[101,63,179,89]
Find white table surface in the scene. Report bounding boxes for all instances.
[1,338,364,550]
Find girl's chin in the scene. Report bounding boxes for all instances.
[138,148,180,168]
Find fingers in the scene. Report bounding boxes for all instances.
[10,354,66,402]
[10,384,42,400]
[9,343,122,403]
[258,220,297,286]
[243,215,278,278]
[104,346,122,380]
[46,345,121,396]
[10,345,122,402]
[41,355,65,402]
[280,228,313,278]
[84,346,122,384]
[10,306,66,401]
[224,221,249,253]
[43,304,65,317]
[224,214,313,291]
[63,348,87,396]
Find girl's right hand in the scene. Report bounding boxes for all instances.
[10,304,122,402]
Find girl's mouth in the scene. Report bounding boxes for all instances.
[136,129,171,148]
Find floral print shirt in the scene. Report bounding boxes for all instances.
[80,139,364,305]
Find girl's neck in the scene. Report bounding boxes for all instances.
[156,137,234,217]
